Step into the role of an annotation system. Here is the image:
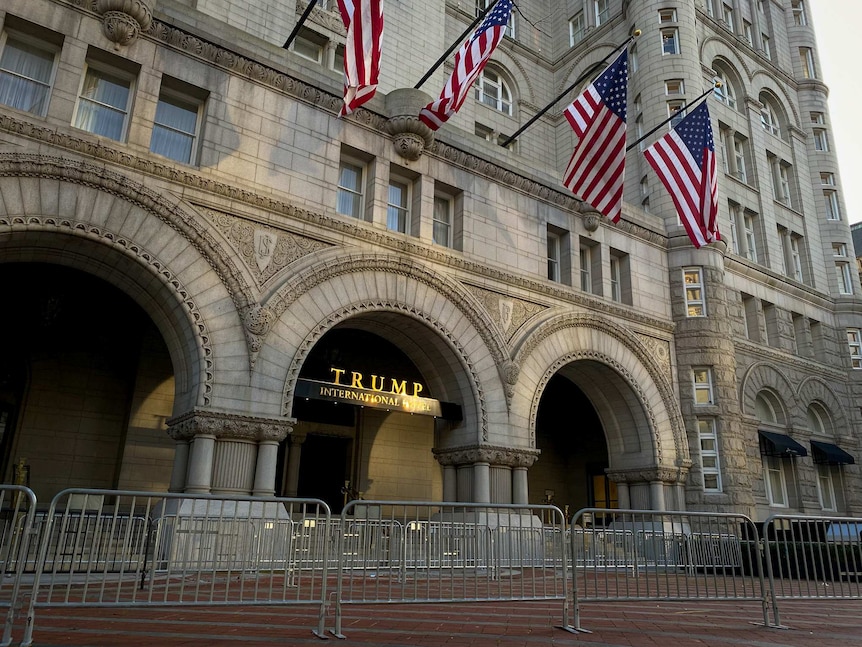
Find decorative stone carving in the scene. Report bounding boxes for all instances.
[95,0,153,48]
[606,466,690,485]
[636,334,672,377]
[464,283,545,340]
[385,89,435,161]
[433,445,540,469]
[583,213,600,232]
[204,208,331,287]
[168,409,294,443]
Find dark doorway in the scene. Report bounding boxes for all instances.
[297,434,352,513]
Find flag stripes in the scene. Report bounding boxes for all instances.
[338,0,384,117]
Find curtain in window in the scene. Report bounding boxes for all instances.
[74,68,130,140]
[0,40,53,114]
[150,96,197,163]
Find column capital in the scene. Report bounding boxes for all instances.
[433,445,540,468]
[167,409,295,442]
[606,465,689,485]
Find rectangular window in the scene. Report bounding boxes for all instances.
[667,100,685,128]
[433,194,452,247]
[811,111,825,125]
[150,79,205,165]
[698,419,722,492]
[387,178,410,233]
[743,212,758,261]
[477,0,515,38]
[0,30,59,117]
[609,255,621,302]
[764,455,789,507]
[337,158,364,219]
[743,20,753,45]
[792,1,808,26]
[821,172,835,185]
[665,79,684,95]
[569,11,585,46]
[834,243,853,294]
[684,267,706,317]
[848,329,862,369]
[742,293,761,342]
[661,28,680,55]
[817,464,836,511]
[733,137,748,183]
[73,56,136,142]
[824,190,841,220]
[580,244,592,293]
[728,201,740,255]
[761,34,771,60]
[814,129,829,151]
[722,3,734,31]
[659,8,678,23]
[547,229,561,282]
[594,0,610,26]
[693,367,715,405]
[291,28,325,63]
[800,47,816,79]
[790,235,803,282]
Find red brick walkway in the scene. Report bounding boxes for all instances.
[18,598,862,646]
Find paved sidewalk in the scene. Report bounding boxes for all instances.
[19,598,862,646]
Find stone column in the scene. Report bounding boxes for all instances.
[285,432,307,497]
[433,445,540,504]
[616,481,630,509]
[442,465,457,502]
[473,462,491,504]
[167,431,192,493]
[185,434,215,494]
[607,467,690,512]
[650,480,666,511]
[167,409,293,495]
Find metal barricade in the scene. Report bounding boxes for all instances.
[20,489,331,646]
[763,514,862,627]
[0,486,37,647]
[331,501,570,639]
[570,508,768,631]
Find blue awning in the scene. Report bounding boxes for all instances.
[759,431,808,457]
[811,440,855,465]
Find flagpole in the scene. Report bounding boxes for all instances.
[625,84,717,152]
[414,0,501,89]
[499,32,639,149]
[283,0,320,50]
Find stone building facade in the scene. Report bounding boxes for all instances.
[0,0,860,522]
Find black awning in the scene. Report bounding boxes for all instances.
[759,430,808,457]
[811,440,855,465]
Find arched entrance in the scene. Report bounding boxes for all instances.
[531,373,614,520]
[0,263,176,500]
[278,320,458,511]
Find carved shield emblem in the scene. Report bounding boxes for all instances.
[253,230,278,273]
[499,299,514,333]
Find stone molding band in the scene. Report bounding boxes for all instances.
[168,409,295,442]
[433,445,540,468]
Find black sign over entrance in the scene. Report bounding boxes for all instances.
[295,378,462,421]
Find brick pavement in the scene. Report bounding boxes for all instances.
[16,598,862,646]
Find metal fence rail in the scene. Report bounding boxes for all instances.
[763,513,862,627]
[570,508,768,631]
[331,501,570,639]
[19,489,331,647]
[0,486,37,647]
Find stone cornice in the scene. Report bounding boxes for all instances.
[433,445,540,468]
[167,409,295,442]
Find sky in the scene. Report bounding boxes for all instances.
[809,1,862,225]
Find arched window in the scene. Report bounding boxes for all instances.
[755,391,781,423]
[759,92,786,139]
[806,402,833,435]
[475,68,512,115]
[711,61,739,110]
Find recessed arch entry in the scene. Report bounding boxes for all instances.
[515,315,690,514]
[280,308,490,512]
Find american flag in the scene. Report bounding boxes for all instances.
[419,0,513,131]
[561,50,628,222]
[643,101,720,248]
[337,0,384,116]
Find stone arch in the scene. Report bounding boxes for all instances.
[700,36,756,84]
[796,376,847,433]
[750,73,802,128]
[511,313,686,470]
[281,300,488,445]
[557,42,625,95]
[739,361,795,418]
[263,250,512,407]
[0,163,254,413]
